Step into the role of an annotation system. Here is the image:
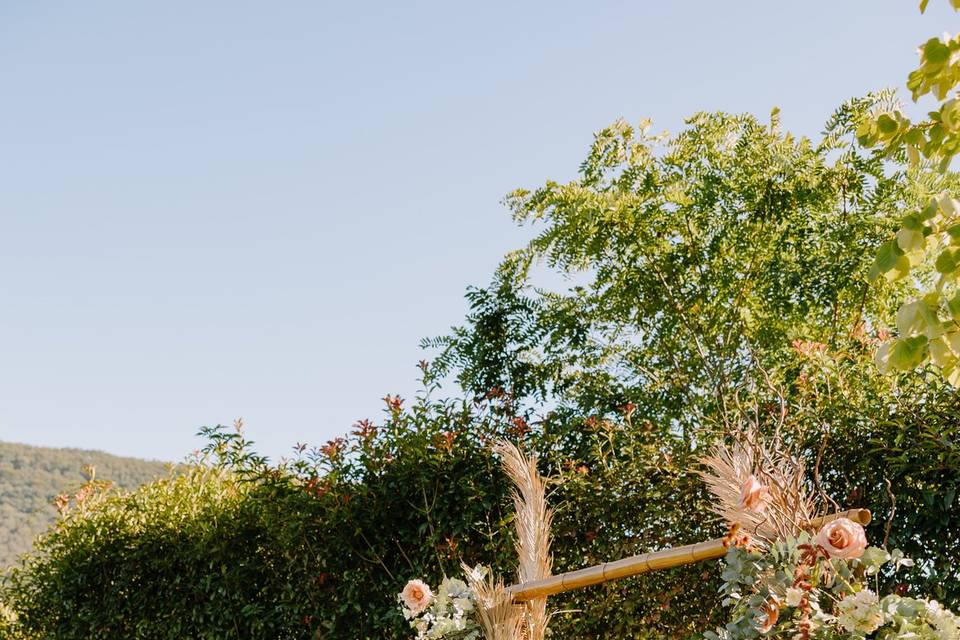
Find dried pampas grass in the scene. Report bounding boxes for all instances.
[494,440,552,640]
[696,427,819,543]
[463,563,526,640]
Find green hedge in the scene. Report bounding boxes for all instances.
[1,391,723,639]
[4,369,957,639]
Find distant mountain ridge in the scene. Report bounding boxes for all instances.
[0,440,169,569]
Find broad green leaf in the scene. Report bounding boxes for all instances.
[907,143,921,165]
[897,297,945,339]
[902,213,924,230]
[922,198,941,220]
[897,299,937,336]
[945,362,960,386]
[856,121,879,147]
[931,123,946,144]
[877,113,899,136]
[886,255,912,282]
[938,193,960,216]
[929,335,957,367]
[923,291,942,306]
[946,223,960,243]
[947,329,960,354]
[869,239,906,281]
[936,248,959,273]
[904,126,926,146]
[897,227,926,252]
[874,340,894,374]
[888,335,929,371]
[924,38,951,65]
[908,248,928,267]
[949,293,960,321]
[943,99,960,129]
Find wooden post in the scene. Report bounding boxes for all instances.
[506,508,871,603]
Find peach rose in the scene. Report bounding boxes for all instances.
[739,474,769,513]
[399,579,433,615]
[816,517,867,560]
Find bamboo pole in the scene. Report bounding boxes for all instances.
[506,508,871,603]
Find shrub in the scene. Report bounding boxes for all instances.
[1,390,519,640]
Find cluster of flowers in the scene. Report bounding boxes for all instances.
[708,483,959,640]
[398,567,486,640]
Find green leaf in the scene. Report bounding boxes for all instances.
[877,113,899,136]
[946,224,960,243]
[947,330,960,354]
[907,143,921,165]
[875,339,894,373]
[869,239,906,281]
[936,248,959,273]
[922,198,942,220]
[897,227,926,252]
[948,293,960,321]
[924,38,951,65]
[897,300,932,336]
[929,335,958,367]
[902,213,924,230]
[888,335,929,371]
[887,255,912,281]
[945,362,960,386]
[939,154,953,172]
[904,127,926,147]
[934,194,960,218]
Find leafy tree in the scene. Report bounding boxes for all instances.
[861,1,960,382]
[433,102,913,430]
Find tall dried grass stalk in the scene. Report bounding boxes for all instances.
[494,440,553,640]
[463,563,526,640]
[696,426,820,543]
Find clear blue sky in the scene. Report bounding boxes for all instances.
[1,2,954,462]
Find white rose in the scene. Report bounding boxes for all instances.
[786,587,804,608]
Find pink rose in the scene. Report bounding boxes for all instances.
[739,475,769,513]
[399,579,433,615]
[816,517,867,559]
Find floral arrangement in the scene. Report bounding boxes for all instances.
[393,432,959,640]
[398,569,486,640]
[700,430,960,640]
[396,440,551,640]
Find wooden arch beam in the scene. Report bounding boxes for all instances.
[506,508,871,603]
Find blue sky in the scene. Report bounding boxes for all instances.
[1,1,955,462]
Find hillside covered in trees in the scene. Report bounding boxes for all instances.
[0,441,168,569]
